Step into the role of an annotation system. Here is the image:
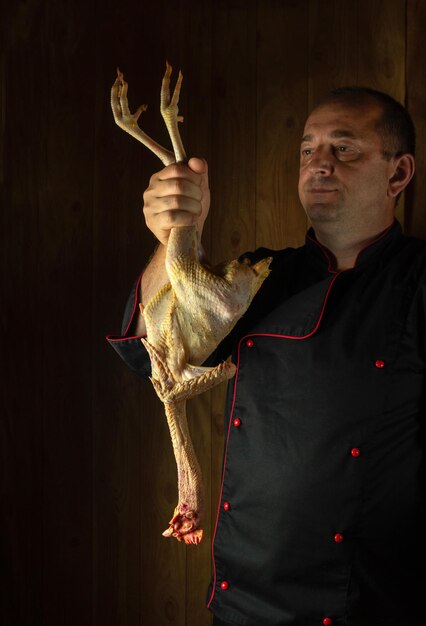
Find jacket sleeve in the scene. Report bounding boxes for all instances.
[106,274,152,379]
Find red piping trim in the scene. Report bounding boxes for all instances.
[124,272,143,336]
[352,221,394,265]
[306,233,337,273]
[207,271,341,608]
[306,220,395,273]
[105,273,145,342]
[106,334,147,342]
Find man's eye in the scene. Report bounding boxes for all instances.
[336,146,357,155]
[334,145,359,161]
[302,148,312,156]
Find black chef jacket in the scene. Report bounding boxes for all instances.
[107,220,426,626]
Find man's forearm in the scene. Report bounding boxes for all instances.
[135,244,169,335]
[135,231,207,336]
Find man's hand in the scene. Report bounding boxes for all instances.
[134,157,210,336]
[143,157,210,246]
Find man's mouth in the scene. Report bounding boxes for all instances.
[307,188,337,193]
[305,178,339,193]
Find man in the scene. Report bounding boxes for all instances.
[108,88,425,626]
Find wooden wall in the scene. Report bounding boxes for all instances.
[1,1,425,625]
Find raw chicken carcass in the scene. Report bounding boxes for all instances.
[111,64,271,544]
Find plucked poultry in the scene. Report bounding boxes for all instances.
[110,63,271,544]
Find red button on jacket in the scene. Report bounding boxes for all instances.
[351,447,361,457]
[246,339,254,348]
[233,418,241,427]
[334,533,344,543]
[323,618,333,626]
[375,359,385,368]
[220,580,229,590]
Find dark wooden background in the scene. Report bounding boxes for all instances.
[1,1,425,625]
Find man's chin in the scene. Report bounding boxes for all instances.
[306,204,340,223]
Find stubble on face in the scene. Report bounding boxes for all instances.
[302,183,343,223]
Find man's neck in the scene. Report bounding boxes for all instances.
[313,222,394,271]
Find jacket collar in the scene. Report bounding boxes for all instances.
[305,219,403,273]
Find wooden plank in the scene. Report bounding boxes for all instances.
[406,0,426,239]
[2,0,96,623]
[210,0,258,264]
[357,0,405,98]
[256,0,309,251]
[36,1,95,623]
[1,3,45,624]
[357,0,406,226]
[308,0,359,107]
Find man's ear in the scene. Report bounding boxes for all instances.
[388,154,415,198]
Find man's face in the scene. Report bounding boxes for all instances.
[298,101,397,235]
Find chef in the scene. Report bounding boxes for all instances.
[108,87,425,626]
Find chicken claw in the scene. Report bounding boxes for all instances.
[110,68,175,165]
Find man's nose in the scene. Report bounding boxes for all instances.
[308,148,335,175]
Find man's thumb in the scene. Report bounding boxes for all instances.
[188,157,208,175]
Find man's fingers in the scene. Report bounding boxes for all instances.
[143,158,210,245]
[152,178,202,202]
[144,208,199,243]
[145,195,202,221]
[155,209,199,227]
[154,162,202,186]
